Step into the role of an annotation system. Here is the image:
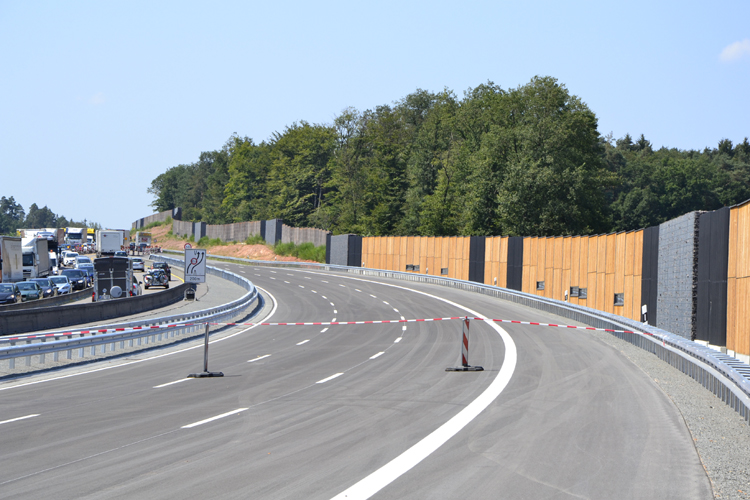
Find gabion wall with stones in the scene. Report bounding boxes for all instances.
[656,211,700,340]
[329,235,353,266]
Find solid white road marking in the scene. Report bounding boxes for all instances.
[297,339,310,345]
[0,414,39,426]
[370,352,385,359]
[331,288,517,500]
[316,373,344,384]
[394,337,402,343]
[153,378,191,388]
[182,408,249,429]
[248,354,271,363]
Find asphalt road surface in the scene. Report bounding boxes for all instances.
[0,263,712,499]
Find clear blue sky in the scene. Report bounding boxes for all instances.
[1,0,748,230]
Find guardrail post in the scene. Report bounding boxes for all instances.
[188,323,223,378]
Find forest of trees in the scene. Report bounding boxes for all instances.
[0,197,99,235]
[148,76,750,237]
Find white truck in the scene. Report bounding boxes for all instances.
[96,230,124,257]
[21,237,50,279]
[66,227,86,246]
[0,236,23,282]
[133,231,152,253]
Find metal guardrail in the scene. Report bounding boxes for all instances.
[0,257,258,372]
[165,249,750,424]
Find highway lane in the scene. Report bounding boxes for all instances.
[0,264,711,499]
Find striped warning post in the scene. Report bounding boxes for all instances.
[461,317,470,366]
[447,317,483,372]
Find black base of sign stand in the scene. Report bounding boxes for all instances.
[445,365,484,372]
[188,371,224,378]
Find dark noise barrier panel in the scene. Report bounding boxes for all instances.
[697,207,730,345]
[468,236,486,283]
[506,236,524,291]
[641,226,659,326]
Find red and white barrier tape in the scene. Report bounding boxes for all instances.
[3,317,662,342]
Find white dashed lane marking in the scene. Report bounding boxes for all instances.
[182,408,248,429]
[297,339,310,345]
[370,352,385,360]
[394,337,402,343]
[317,373,343,384]
[154,378,191,389]
[0,414,40,426]
[248,355,271,363]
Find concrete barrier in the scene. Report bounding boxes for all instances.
[0,283,190,335]
[0,289,90,312]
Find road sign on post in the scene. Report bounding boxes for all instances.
[184,249,206,284]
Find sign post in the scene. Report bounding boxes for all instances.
[188,323,224,378]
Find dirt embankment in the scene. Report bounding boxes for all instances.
[149,224,316,262]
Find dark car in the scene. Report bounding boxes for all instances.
[0,283,19,305]
[61,269,88,291]
[29,278,57,298]
[144,269,169,289]
[151,262,171,280]
[15,281,42,301]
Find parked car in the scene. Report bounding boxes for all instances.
[15,281,42,301]
[49,275,72,294]
[151,262,171,281]
[29,277,57,298]
[63,252,79,267]
[144,269,169,289]
[0,283,19,304]
[61,268,88,291]
[131,257,145,271]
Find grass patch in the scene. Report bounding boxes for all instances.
[274,241,326,263]
[196,236,227,247]
[245,234,266,245]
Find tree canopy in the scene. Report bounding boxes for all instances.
[147,77,750,237]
